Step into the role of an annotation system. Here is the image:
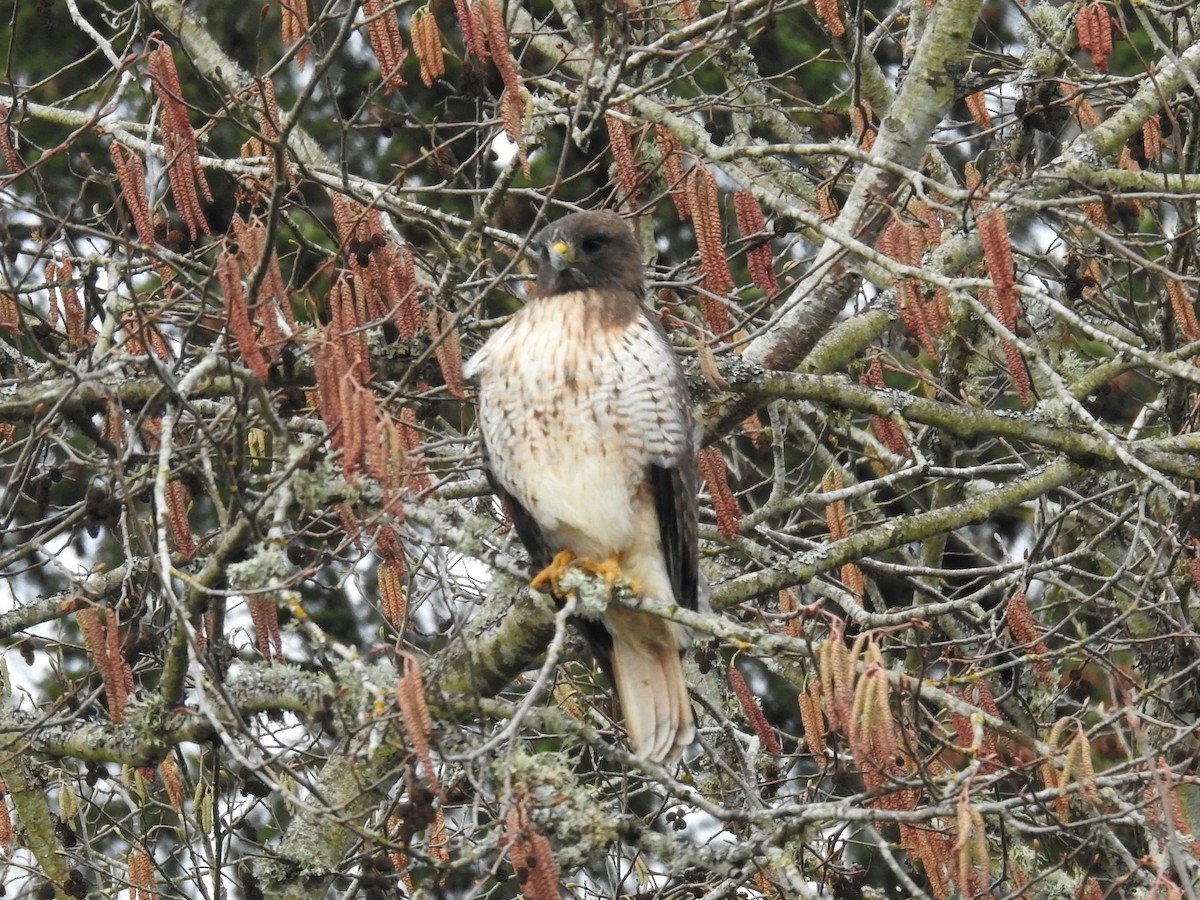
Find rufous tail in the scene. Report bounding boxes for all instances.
[605,609,695,763]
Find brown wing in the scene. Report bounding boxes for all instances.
[650,460,698,611]
[643,308,699,612]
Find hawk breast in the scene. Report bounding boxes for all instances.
[465,289,691,566]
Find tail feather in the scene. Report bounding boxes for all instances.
[605,609,695,763]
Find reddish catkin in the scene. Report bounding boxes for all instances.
[231,215,288,362]
[360,394,391,488]
[249,596,284,660]
[147,39,212,239]
[778,587,803,638]
[728,664,782,755]
[1006,592,1052,682]
[605,104,641,205]
[392,245,422,341]
[78,608,131,723]
[655,126,690,219]
[110,143,155,245]
[817,183,839,222]
[733,191,779,294]
[1187,554,1200,597]
[398,406,432,493]
[849,100,875,150]
[964,161,987,208]
[698,294,732,337]
[481,0,519,102]
[1004,339,1034,407]
[879,218,938,357]
[850,644,897,772]
[53,253,88,350]
[454,0,489,60]
[821,624,853,733]
[411,6,446,87]
[0,107,20,175]
[0,291,18,333]
[822,466,847,540]
[964,91,991,131]
[697,446,741,537]
[1142,114,1164,167]
[1167,278,1200,342]
[362,0,407,92]
[339,379,367,478]
[674,0,700,25]
[860,359,909,455]
[311,341,345,449]
[1157,758,1200,856]
[329,273,371,383]
[1076,2,1113,74]
[687,166,734,297]
[378,561,408,629]
[396,653,443,798]
[978,206,1018,330]
[499,88,529,174]
[0,784,12,853]
[841,562,864,601]
[425,307,466,401]
[505,800,560,900]
[798,683,827,758]
[814,0,845,37]
[1063,82,1102,129]
[255,81,298,192]
[481,0,528,172]
[43,259,59,317]
[129,848,159,900]
[216,248,270,382]
[165,478,197,561]
[280,0,312,66]
[159,755,184,811]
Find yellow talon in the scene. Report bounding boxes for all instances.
[579,553,624,586]
[530,549,576,592]
[531,551,641,596]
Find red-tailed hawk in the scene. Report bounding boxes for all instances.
[464,210,698,763]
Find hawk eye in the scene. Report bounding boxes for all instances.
[581,235,607,253]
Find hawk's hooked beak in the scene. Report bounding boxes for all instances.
[547,239,575,271]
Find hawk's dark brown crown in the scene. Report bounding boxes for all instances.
[531,210,645,299]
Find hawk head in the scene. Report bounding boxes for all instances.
[531,210,644,299]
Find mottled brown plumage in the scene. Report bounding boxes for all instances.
[464,211,698,762]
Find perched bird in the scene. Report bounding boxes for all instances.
[463,210,698,763]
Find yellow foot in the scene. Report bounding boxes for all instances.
[530,550,576,592]
[577,554,625,588]
[530,552,641,596]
